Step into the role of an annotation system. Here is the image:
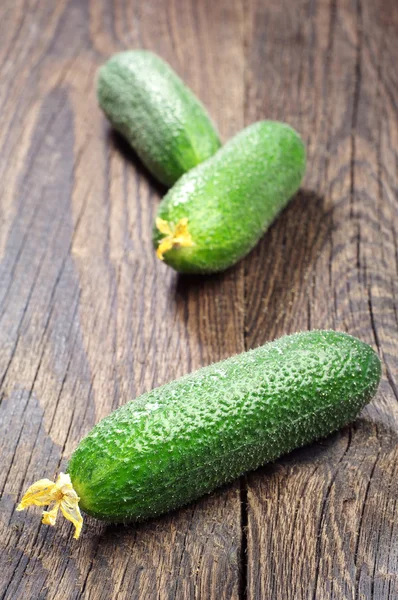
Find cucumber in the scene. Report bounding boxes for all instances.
[153,120,306,273]
[17,331,381,537]
[97,50,221,186]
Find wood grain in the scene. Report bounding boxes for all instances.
[0,0,397,598]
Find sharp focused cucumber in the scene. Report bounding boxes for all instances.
[18,331,380,538]
[97,50,221,186]
[153,120,306,273]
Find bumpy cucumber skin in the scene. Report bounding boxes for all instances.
[67,331,381,523]
[153,120,306,273]
[97,50,221,187]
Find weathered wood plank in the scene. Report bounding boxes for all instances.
[1,0,397,598]
[0,0,245,598]
[244,0,398,598]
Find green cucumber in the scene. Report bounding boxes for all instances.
[17,331,380,536]
[97,50,221,186]
[64,330,379,525]
[153,120,306,273]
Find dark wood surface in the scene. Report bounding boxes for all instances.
[0,0,397,598]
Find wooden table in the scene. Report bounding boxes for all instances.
[1,0,397,598]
